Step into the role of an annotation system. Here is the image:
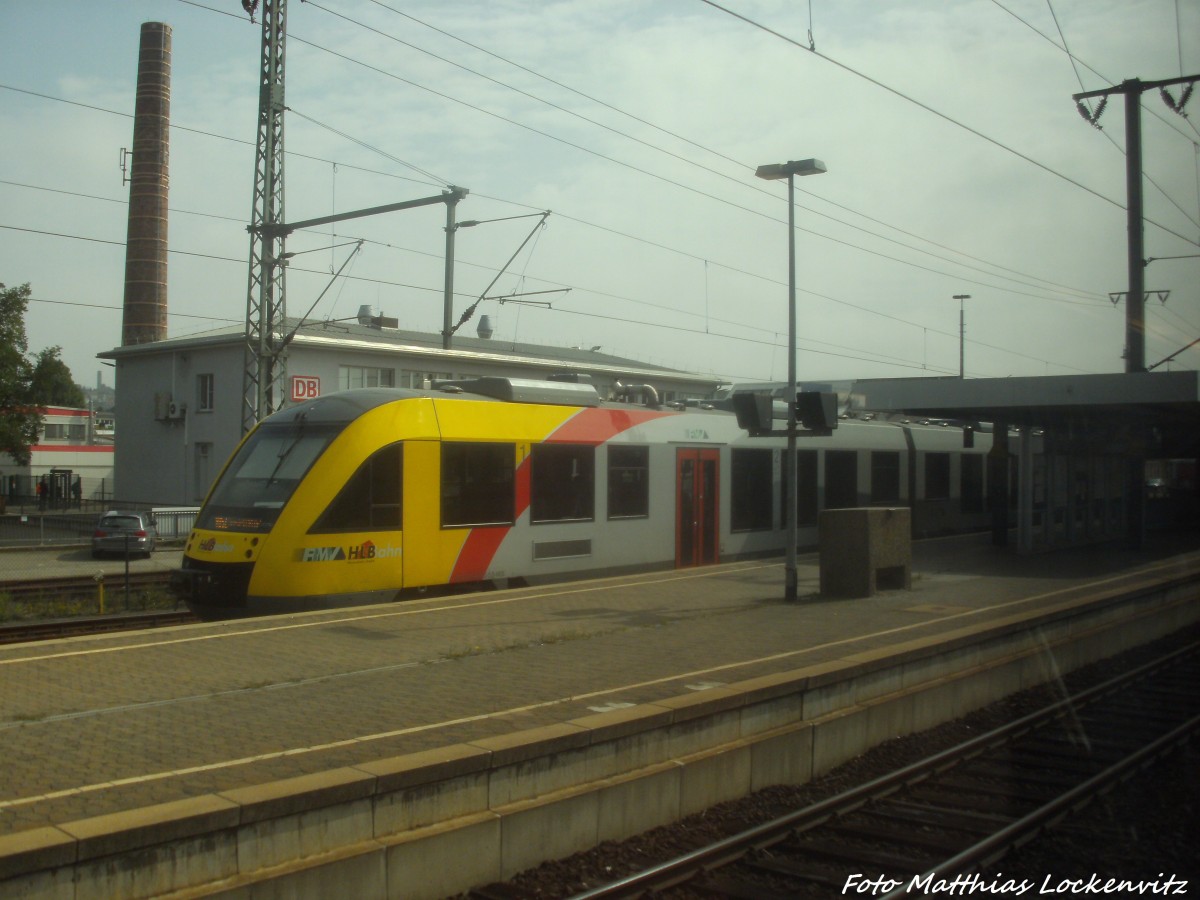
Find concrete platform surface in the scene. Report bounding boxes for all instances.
[1,531,1197,840]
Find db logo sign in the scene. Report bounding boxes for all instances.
[290,375,320,402]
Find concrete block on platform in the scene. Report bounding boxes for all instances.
[819,507,912,598]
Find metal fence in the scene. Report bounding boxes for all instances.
[0,505,199,582]
[3,474,114,515]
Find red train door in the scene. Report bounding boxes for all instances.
[676,448,719,567]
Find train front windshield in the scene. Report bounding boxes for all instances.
[197,422,343,533]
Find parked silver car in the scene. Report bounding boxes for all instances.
[92,510,158,558]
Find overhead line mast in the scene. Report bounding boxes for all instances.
[242,0,288,432]
[1073,74,1197,374]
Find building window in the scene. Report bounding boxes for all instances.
[339,366,396,391]
[925,452,951,500]
[607,445,649,519]
[441,442,514,527]
[40,422,87,443]
[311,443,403,532]
[531,444,594,523]
[397,370,454,389]
[197,374,215,412]
[871,451,901,503]
[731,448,773,532]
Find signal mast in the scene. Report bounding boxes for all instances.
[240,0,288,432]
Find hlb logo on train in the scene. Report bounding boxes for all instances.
[301,541,401,562]
[290,375,320,402]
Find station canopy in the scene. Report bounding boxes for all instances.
[851,371,1200,459]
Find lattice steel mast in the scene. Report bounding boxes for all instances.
[242,0,288,432]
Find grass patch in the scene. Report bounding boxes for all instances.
[0,585,179,622]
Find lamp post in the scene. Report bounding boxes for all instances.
[953,294,971,378]
[755,158,827,602]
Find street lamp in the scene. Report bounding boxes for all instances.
[755,158,827,602]
[953,294,971,378]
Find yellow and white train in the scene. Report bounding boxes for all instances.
[170,376,999,610]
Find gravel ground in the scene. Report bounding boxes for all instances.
[461,628,1200,899]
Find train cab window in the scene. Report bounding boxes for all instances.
[196,422,343,533]
[531,444,595,523]
[825,450,859,510]
[870,451,901,503]
[441,442,515,527]
[731,448,772,532]
[925,452,951,501]
[310,442,403,533]
[608,445,649,519]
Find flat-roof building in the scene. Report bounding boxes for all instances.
[99,318,723,506]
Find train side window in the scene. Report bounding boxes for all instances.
[731,448,772,532]
[797,450,818,525]
[925,452,951,500]
[310,442,403,533]
[531,444,595,523]
[779,450,819,527]
[871,451,901,503]
[826,450,859,509]
[608,445,649,519]
[441,442,515,527]
[961,455,984,512]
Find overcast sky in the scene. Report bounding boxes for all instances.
[2,0,1198,391]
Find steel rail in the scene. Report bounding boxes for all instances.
[565,641,1199,899]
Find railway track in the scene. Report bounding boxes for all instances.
[0,570,171,600]
[0,609,197,644]
[550,642,1200,899]
[0,572,190,643]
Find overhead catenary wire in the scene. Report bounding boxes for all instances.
[0,86,1128,322]
[696,0,1200,248]
[294,2,1117,301]
[5,3,1195,378]
[0,220,1102,377]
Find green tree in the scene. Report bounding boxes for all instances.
[0,282,40,465]
[29,347,86,408]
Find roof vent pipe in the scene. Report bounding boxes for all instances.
[613,381,660,409]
